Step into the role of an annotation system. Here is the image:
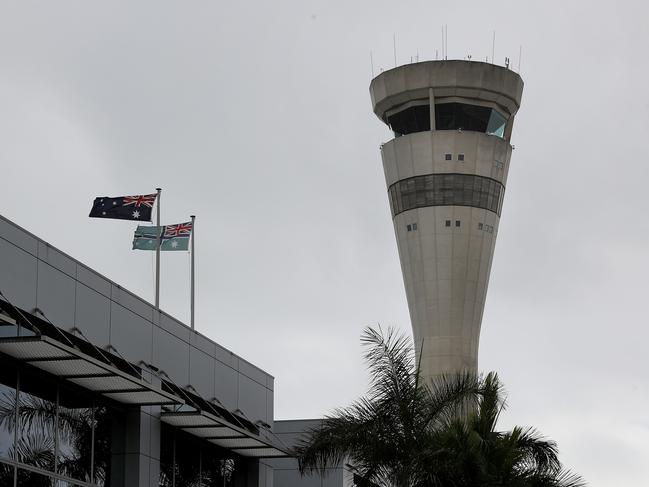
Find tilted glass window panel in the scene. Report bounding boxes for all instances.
[487,109,507,138]
[388,174,505,217]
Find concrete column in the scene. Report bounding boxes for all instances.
[429,87,436,130]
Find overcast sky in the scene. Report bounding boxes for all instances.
[1,1,648,485]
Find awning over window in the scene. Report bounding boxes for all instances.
[161,409,290,458]
[0,335,183,406]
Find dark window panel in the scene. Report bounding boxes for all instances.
[93,403,123,486]
[434,103,507,138]
[16,370,57,473]
[56,386,93,483]
[0,459,14,486]
[174,430,201,487]
[16,467,53,486]
[389,174,505,217]
[0,364,16,462]
[387,104,431,137]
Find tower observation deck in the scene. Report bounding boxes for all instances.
[370,60,523,380]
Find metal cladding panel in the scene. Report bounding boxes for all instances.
[0,238,38,312]
[109,302,153,365]
[209,437,265,449]
[74,283,111,348]
[36,260,76,330]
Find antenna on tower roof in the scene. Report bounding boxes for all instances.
[393,34,397,67]
[445,24,448,59]
[441,26,444,60]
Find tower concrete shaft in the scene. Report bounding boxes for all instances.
[370,61,523,380]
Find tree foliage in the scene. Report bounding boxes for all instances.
[296,327,584,487]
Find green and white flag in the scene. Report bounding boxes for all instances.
[132,222,192,251]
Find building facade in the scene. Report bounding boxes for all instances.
[370,60,524,380]
[0,214,287,486]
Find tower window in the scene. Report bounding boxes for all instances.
[445,220,451,227]
[387,173,505,217]
[478,223,483,230]
[407,224,412,231]
[458,154,465,161]
[406,223,418,232]
[455,220,461,227]
[412,223,417,230]
[386,104,430,137]
[445,153,452,161]
[435,102,507,138]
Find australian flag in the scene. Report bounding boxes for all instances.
[89,194,157,221]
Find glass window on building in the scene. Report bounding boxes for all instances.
[0,463,12,487]
[16,369,57,473]
[0,363,16,462]
[93,403,123,487]
[16,467,54,486]
[57,386,93,483]
[159,423,240,487]
[174,430,201,487]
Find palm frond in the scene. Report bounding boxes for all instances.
[10,433,55,470]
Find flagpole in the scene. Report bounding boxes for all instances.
[155,188,162,310]
[190,215,196,330]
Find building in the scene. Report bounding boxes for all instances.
[270,420,353,487]
[370,60,524,380]
[0,214,288,486]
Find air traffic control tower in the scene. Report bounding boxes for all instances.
[370,61,523,380]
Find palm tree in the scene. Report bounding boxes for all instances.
[296,327,584,487]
